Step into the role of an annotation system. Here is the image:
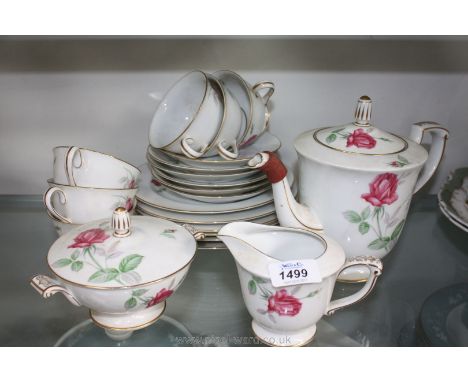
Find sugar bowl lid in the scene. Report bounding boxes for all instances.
[47,208,197,289]
[295,95,428,170]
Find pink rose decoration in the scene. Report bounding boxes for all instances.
[267,289,302,317]
[361,173,399,207]
[127,179,137,189]
[68,228,109,249]
[346,128,376,149]
[125,198,134,212]
[146,288,173,308]
[151,179,161,187]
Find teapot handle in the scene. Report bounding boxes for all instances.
[326,257,383,316]
[409,122,449,193]
[30,275,81,306]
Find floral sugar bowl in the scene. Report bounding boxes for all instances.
[31,207,202,340]
[250,95,448,282]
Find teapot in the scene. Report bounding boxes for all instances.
[249,95,448,282]
[218,222,382,346]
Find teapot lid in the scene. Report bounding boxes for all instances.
[47,208,197,289]
[295,95,428,170]
[313,96,408,155]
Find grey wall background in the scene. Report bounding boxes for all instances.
[0,37,467,194]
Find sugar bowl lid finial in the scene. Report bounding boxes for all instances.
[354,95,372,126]
[112,207,131,238]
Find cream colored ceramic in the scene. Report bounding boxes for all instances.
[53,146,140,188]
[163,131,281,170]
[214,70,274,146]
[149,70,223,157]
[249,95,448,282]
[44,180,137,224]
[218,222,382,346]
[179,76,243,159]
[31,208,200,339]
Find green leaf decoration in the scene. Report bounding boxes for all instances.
[372,206,383,218]
[361,206,370,220]
[305,290,320,298]
[332,128,345,134]
[326,134,337,144]
[391,219,405,240]
[119,254,143,273]
[71,261,83,272]
[70,250,80,261]
[88,268,119,283]
[124,297,137,310]
[397,155,409,164]
[368,238,390,250]
[343,210,361,223]
[248,280,257,295]
[252,275,268,284]
[379,137,392,142]
[132,289,149,297]
[358,222,370,235]
[52,258,72,268]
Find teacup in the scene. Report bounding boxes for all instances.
[149,70,223,157]
[180,76,243,160]
[53,146,141,188]
[214,70,274,147]
[44,180,137,224]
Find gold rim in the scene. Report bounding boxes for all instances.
[150,166,268,191]
[146,152,266,178]
[53,146,141,174]
[89,302,166,331]
[47,178,138,191]
[47,248,196,291]
[152,173,271,198]
[136,205,276,224]
[158,70,210,150]
[311,128,409,156]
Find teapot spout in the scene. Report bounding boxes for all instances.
[248,152,323,232]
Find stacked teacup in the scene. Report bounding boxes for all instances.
[45,146,141,235]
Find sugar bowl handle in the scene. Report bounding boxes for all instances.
[30,275,80,306]
[252,81,275,104]
[43,186,72,224]
[326,257,383,316]
[410,122,449,193]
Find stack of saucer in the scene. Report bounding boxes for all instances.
[438,167,468,233]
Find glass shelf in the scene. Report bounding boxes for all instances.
[1,194,467,346]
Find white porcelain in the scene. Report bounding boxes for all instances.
[217,222,382,346]
[147,152,266,184]
[214,70,274,146]
[149,71,222,156]
[179,76,243,159]
[439,202,468,233]
[151,168,270,196]
[31,209,199,334]
[249,96,448,282]
[137,163,281,214]
[44,180,137,224]
[53,146,140,188]
[52,220,81,237]
[162,131,281,170]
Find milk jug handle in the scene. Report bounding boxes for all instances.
[325,257,383,316]
[409,122,448,194]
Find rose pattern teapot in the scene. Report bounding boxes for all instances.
[249,95,448,282]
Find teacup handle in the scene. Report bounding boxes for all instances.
[252,81,275,104]
[30,275,80,306]
[409,122,449,193]
[65,146,81,186]
[43,186,72,224]
[325,257,383,316]
[217,140,239,160]
[180,137,206,159]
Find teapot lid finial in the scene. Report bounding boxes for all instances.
[112,207,131,238]
[354,95,372,126]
